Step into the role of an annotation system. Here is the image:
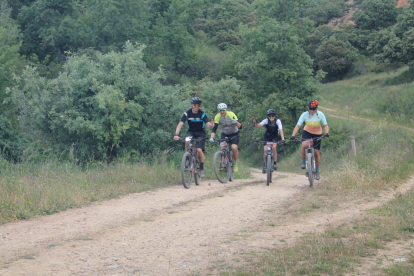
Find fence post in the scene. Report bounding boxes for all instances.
[350,136,357,156]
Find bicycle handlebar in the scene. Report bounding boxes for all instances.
[254,140,285,145]
[211,136,238,143]
[292,137,325,142]
[178,137,205,142]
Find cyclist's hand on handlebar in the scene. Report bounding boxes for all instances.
[231,119,237,124]
[280,140,285,144]
[290,136,296,141]
[324,133,329,138]
[209,137,215,143]
[174,135,180,141]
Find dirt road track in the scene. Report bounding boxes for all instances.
[1,170,413,276]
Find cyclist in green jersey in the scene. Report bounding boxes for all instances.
[209,103,242,172]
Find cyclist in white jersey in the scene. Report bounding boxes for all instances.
[253,109,285,173]
[290,99,329,180]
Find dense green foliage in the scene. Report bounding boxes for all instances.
[0,0,413,162]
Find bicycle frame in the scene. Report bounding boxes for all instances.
[219,140,233,166]
[179,136,203,189]
[212,137,236,183]
[185,136,199,174]
[296,137,323,187]
[304,140,316,178]
[254,140,283,186]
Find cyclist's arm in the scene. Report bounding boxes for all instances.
[255,118,267,128]
[292,113,305,137]
[279,129,285,141]
[203,114,213,129]
[174,121,185,136]
[323,124,329,135]
[291,124,301,137]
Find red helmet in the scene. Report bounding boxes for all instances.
[308,99,318,110]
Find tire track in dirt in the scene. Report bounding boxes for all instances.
[1,169,414,275]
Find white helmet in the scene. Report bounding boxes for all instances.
[217,103,227,109]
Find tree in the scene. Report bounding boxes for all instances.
[6,42,187,161]
[17,0,150,62]
[315,37,357,81]
[17,0,78,60]
[0,3,25,117]
[236,18,324,123]
[352,0,398,30]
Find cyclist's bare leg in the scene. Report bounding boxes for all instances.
[273,144,277,162]
[263,146,267,162]
[197,148,205,163]
[301,142,307,159]
[314,149,320,168]
[231,144,238,162]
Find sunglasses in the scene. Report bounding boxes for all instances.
[193,104,200,107]
[268,114,276,117]
[219,109,226,112]
[309,108,316,111]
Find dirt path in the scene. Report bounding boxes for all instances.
[1,168,414,276]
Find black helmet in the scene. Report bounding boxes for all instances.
[191,97,202,104]
[308,99,319,110]
[267,109,276,115]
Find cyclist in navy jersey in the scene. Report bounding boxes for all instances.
[254,109,285,173]
[174,97,213,178]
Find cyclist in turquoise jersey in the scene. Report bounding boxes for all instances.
[209,103,242,173]
[174,97,213,178]
[290,99,329,180]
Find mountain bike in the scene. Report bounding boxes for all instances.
[212,136,237,183]
[255,140,284,186]
[179,136,204,189]
[294,137,324,187]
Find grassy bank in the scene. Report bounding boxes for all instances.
[317,66,414,127]
[221,68,414,275]
[0,150,250,224]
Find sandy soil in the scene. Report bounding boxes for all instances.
[1,168,414,276]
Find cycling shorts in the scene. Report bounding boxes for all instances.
[185,130,206,150]
[302,130,322,150]
[263,132,280,143]
[220,132,240,146]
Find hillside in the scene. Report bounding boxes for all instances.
[328,0,410,28]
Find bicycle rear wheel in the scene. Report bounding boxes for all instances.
[307,152,314,187]
[195,159,201,185]
[213,151,230,183]
[266,154,272,186]
[181,152,193,189]
[228,151,234,182]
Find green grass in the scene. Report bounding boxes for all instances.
[317,66,414,127]
[0,150,251,224]
[223,121,414,275]
[218,65,414,275]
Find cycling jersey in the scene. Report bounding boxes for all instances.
[259,118,283,135]
[180,109,209,132]
[212,111,239,135]
[296,111,327,135]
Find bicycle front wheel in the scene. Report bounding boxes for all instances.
[307,152,314,188]
[195,159,201,185]
[213,151,230,183]
[266,154,272,186]
[181,152,193,189]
